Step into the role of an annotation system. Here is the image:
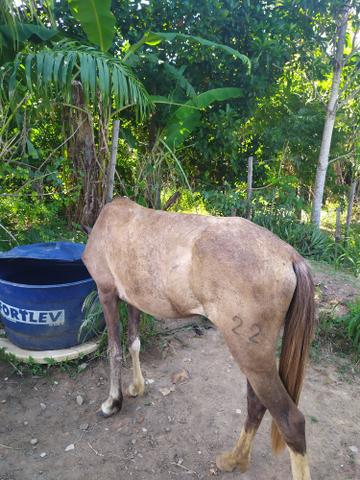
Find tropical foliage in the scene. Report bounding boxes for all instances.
[0,0,359,280]
[1,42,151,115]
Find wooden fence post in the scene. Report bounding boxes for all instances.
[335,206,342,243]
[247,156,253,220]
[105,119,120,204]
[345,179,357,242]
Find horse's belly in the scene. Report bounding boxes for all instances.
[116,285,201,319]
[114,263,205,319]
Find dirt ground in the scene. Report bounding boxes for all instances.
[0,263,359,480]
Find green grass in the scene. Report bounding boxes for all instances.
[341,298,360,354]
[312,300,360,364]
[0,346,104,377]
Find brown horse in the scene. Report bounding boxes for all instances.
[82,197,315,480]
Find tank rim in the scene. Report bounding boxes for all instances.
[0,276,94,289]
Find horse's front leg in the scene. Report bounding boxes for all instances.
[126,304,145,397]
[98,288,122,417]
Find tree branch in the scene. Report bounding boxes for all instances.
[162,191,180,211]
[338,85,360,108]
[339,66,360,95]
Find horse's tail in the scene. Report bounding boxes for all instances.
[271,258,316,454]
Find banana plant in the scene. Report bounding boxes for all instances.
[0,0,57,65]
[133,88,245,209]
[68,0,116,52]
[0,0,115,57]
[124,31,251,72]
[159,87,244,148]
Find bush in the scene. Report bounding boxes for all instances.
[341,298,360,354]
[253,212,333,257]
[256,214,360,276]
[313,299,360,361]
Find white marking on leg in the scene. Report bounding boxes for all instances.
[101,397,115,415]
[128,337,144,396]
[216,427,256,473]
[234,427,256,459]
[288,449,311,480]
[130,337,140,353]
[109,383,119,398]
[101,343,121,414]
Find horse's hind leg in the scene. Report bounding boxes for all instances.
[126,304,145,397]
[246,367,311,480]
[216,380,266,473]
[98,288,122,417]
[215,311,311,480]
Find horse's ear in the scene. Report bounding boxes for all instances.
[81,225,92,235]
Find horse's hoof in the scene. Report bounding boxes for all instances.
[216,452,238,472]
[97,397,122,418]
[238,461,249,474]
[126,382,145,397]
[216,452,249,473]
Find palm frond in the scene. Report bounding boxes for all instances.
[1,42,152,118]
[78,290,104,343]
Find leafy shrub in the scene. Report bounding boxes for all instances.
[341,298,360,354]
[256,215,360,275]
[335,234,360,277]
[253,212,333,258]
[313,308,359,361]
[202,187,248,216]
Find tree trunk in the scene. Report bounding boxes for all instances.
[98,93,110,207]
[105,119,120,204]
[311,2,351,227]
[70,81,102,226]
[345,179,357,241]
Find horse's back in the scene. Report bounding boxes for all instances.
[83,198,298,321]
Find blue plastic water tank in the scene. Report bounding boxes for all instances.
[0,242,103,350]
